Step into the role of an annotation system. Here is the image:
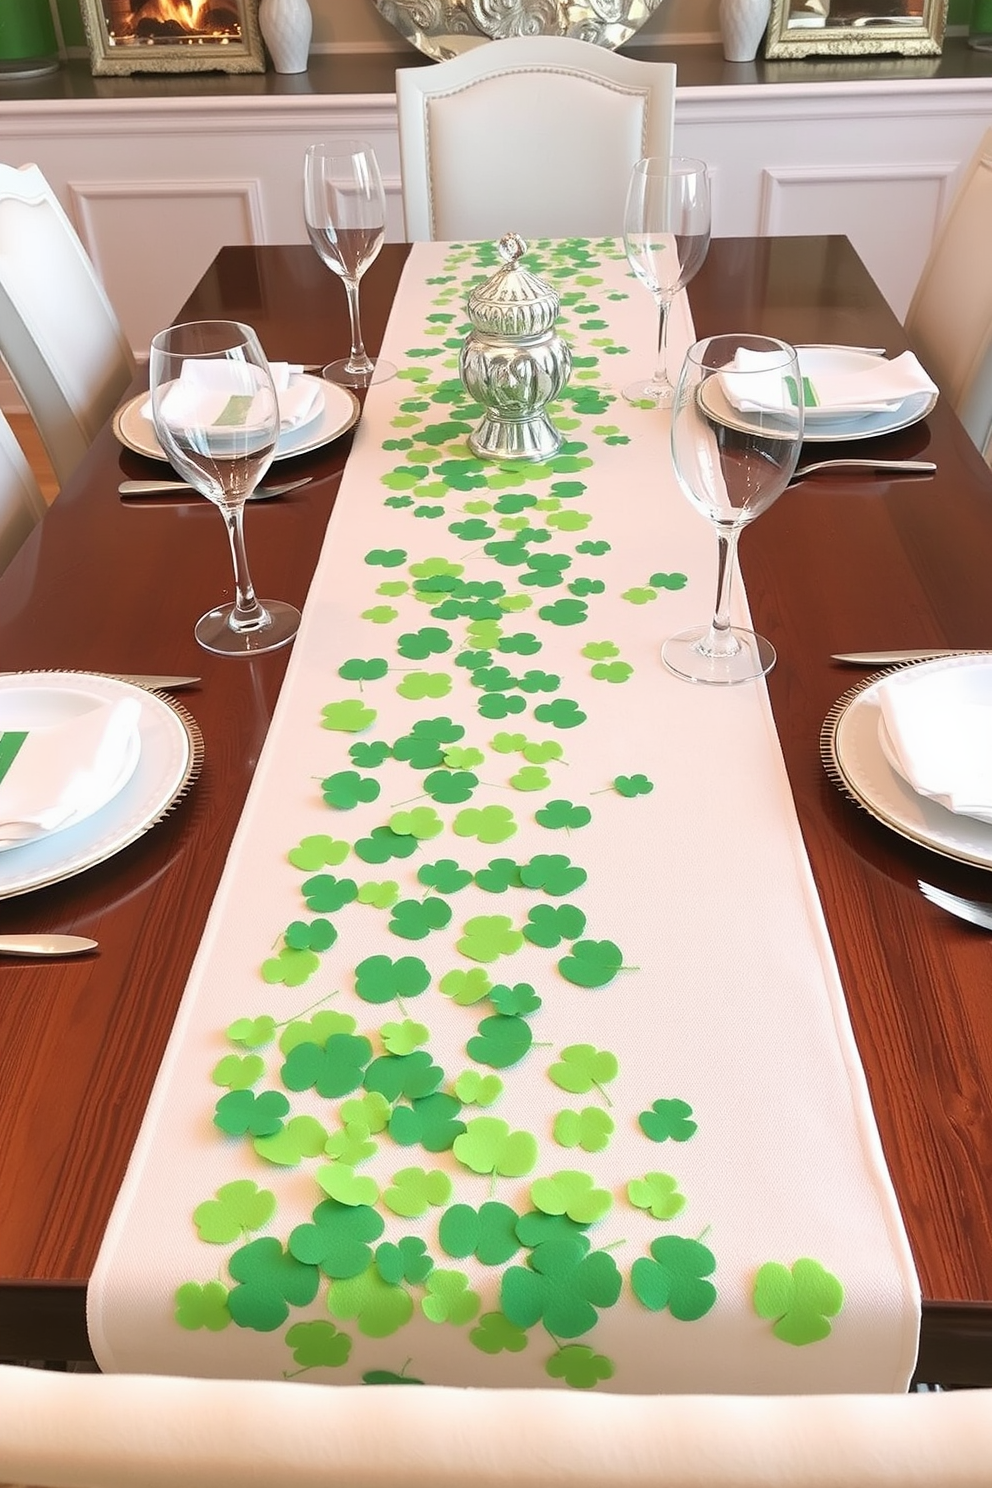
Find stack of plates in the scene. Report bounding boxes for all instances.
[822,655,992,869]
[0,673,201,899]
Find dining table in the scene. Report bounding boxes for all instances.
[2,232,992,1391]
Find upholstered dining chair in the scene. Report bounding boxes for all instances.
[904,125,992,465]
[1,1366,992,1488]
[0,406,47,575]
[0,162,135,490]
[396,37,677,242]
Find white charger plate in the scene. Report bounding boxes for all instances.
[703,347,938,444]
[821,655,992,870]
[113,376,360,464]
[0,673,202,899]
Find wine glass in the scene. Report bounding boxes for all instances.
[149,319,301,657]
[303,139,395,388]
[623,156,711,408]
[662,333,804,686]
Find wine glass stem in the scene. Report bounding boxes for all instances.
[222,502,270,634]
[704,526,743,658]
[343,278,374,376]
[653,294,672,390]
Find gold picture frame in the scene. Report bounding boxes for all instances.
[765,0,948,58]
[80,0,266,76]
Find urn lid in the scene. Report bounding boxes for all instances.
[466,233,560,340]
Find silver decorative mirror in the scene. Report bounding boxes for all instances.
[372,0,666,60]
[765,0,948,58]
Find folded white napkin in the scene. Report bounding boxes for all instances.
[721,349,938,418]
[876,661,992,822]
[0,694,142,846]
[147,363,322,434]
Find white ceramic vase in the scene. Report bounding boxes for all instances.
[258,0,313,74]
[718,0,772,62]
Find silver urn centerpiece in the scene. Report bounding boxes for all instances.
[459,233,572,462]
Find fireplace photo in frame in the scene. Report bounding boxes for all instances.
[81,0,265,75]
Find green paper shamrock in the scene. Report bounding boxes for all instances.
[397,627,453,660]
[340,1091,392,1134]
[285,1320,352,1370]
[453,1070,504,1106]
[193,1180,276,1244]
[558,939,625,989]
[321,700,377,732]
[362,1367,424,1385]
[621,587,656,606]
[328,1270,414,1338]
[380,1019,430,1055]
[388,806,444,841]
[354,954,431,1005]
[581,641,619,660]
[438,1201,521,1266]
[753,1259,844,1346]
[418,859,474,894]
[501,1238,621,1338]
[339,658,389,684]
[423,769,478,804]
[443,745,486,769]
[523,903,587,948]
[315,1164,381,1208]
[519,854,587,895]
[474,857,524,893]
[375,1237,434,1287]
[575,540,610,556]
[349,741,392,768]
[284,919,337,954]
[280,1010,356,1055]
[553,1107,614,1153]
[649,571,688,591]
[638,1098,698,1143]
[214,1089,289,1138]
[509,765,551,792]
[614,773,654,798]
[470,1312,528,1355]
[321,771,381,810]
[288,835,350,871]
[354,826,419,864]
[549,1045,619,1103]
[515,1211,590,1249]
[522,740,563,764]
[301,874,358,913]
[422,1269,481,1325]
[546,1345,614,1390]
[388,897,453,941]
[533,699,587,730]
[364,1050,445,1102]
[631,1236,717,1321]
[388,1092,466,1152]
[478,693,527,721]
[357,880,400,909]
[361,606,398,625]
[322,1123,377,1167]
[289,1200,385,1279]
[590,661,633,683]
[439,966,492,1005]
[174,1280,231,1333]
[491,732,528,753]
[453,1117,538,1178]
[467,1015,533,1070]
[530,1170,612,1225]
[365,548,407,568]
[383,1166,453,1218]
[452,804,518,843]
[457,914,525,963]
[225,1015,277,1048]
[397,671,453,701]
[534,800,591,830]
[226,1237,319,1332]
[489,981,542,1016]
[498,632,541,655]
[252,1115,330,1168]
[281,1033,373,1100]
[211,1053,265,1090]
[627,1173,686,1221]
[538,599,588,627]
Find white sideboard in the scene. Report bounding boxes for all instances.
[0,44,990,372]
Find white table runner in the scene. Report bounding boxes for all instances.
[88,240,920,1394]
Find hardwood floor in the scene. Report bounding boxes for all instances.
[7,410,59,505]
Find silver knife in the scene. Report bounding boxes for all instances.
[0,934,97,956]
[0,672,200,691]
[831,649,990,665]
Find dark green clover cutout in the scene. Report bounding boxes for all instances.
[523,903,587,948]
[558,939,625,989]
[214,1089,289,1139]
[388,1092,466,1152]
[467,1014,533,1070]
[638,1098,698,1143]
[501,1238,621,1339]
[284,919,337,953]
[418,859,474,894]
[535,799,591,831]
[288,1199,385,1279]
[490,981,542,1016]
[520,854,587,895]
[321,771,381,810]
[649,571,689,590]
[354,826,419,864]
[630,1236,717,1322]
[364,1050,445,1102]
[474,857,524,893]
[753,1259,844,1345]
[338,658,389,685]
[362,1366,425,1385]
[375,1237,434,1287]
[301,873,358,913]
[546,1345,614,1390]
[364,548,407,568]
[388,897,453,941]
[349,740,392,768]
[285,1320,352,1371]
[613,773,654,798]
[281,1033,373,1099]
[533,699,587,730]
[354,954,431,1005]
[423,769,478,804]
[439,1201,521,1266]
[226,1237,319,1332]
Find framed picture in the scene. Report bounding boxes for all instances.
[80,0,266,76]
[765,0,948,58]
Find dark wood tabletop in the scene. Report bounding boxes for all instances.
[2,237,992,1386]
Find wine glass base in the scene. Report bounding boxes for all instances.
[321,357,396,389]
[195,600,302,657]
[662,626,777,686]
[623,376,674,408]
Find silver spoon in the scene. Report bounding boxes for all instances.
[118,476,312,500]
[790,459,936,482]
[0,934,97,956]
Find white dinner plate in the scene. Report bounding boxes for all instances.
[702,347,938,444]
[0,672,202,899]
[821,656,992,871]
[112,375,360,464]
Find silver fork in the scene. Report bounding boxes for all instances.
[918,880,992,931]
[118,476,312,501]
[790,459,936,482]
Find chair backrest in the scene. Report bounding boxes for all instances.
[2,1366,992,1488]
[904,126,992,464]
[396,37,676,242]
[0,162,135,490]
[0,407,46,575]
